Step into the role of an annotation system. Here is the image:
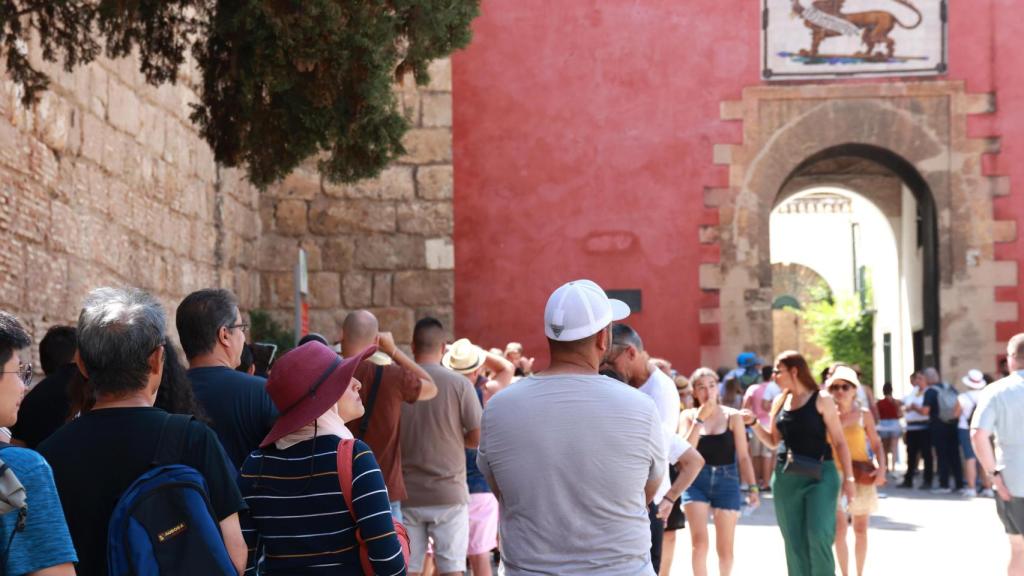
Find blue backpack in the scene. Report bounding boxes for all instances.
[107,414,236,576]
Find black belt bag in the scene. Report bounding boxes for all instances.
[783,451,824,481]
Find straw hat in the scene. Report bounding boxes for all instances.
[442,338,485,374]
[259,342,376,448]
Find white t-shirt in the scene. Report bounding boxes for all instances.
[477,373,665,576]
[903,387,929,426]
[958,389,983,430]
[639,369,692,502]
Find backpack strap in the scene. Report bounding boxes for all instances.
[357,365,385,440]
[152,414,195,467]
[336,438,357,517]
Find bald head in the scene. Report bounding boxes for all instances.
[341,310,378,355]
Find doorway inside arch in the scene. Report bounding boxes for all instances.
[769,147,939,397]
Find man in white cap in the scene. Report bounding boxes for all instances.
[972,333,1024,575]
[477,279,667,575]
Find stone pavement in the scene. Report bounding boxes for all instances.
[667,483,1009,575]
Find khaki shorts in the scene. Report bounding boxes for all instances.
[404,503,469,573]
[749,431,774,459]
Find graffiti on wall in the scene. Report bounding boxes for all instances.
[762,0,946,79]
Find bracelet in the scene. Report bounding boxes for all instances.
[845,476,856,483]
[695,418,705,425]
[662,495,678,504]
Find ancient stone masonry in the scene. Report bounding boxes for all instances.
[0,39,454,358]
[703,82,1010,377]
[0,44,261,363]
[258,59,455,346]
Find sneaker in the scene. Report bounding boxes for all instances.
[917,483,933,491]
[931,487,954,495]
[981,488,995,498]
[959,488,977,497]
[899,480,913,488]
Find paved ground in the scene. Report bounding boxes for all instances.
[665,477,1009,575]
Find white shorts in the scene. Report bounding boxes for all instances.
[403,503,469,573]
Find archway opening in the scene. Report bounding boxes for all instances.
[770,145,940,397]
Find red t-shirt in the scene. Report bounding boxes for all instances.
[877,397,900,420]
[346,361,422,501]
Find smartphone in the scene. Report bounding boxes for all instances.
[251,342,278,377]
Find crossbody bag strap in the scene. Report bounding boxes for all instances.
[357,365,385,440]
[151,413,194,467]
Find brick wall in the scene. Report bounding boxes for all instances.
[256,59,455,346]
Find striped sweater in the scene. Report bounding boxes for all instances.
[239,435,406,576]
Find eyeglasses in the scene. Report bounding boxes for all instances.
[1,364,33,387]
[225,323,249,334]
[828,383,854,392]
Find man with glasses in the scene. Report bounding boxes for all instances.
[972,333,1024,575]
[177,288,278,469]
[0,312,77,576]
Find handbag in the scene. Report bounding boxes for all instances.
[337,439,410,574]
[783,451,823,480]
[851,460,877,486]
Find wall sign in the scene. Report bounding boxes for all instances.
[762,0,946,80]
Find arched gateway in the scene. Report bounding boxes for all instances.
[702,82,1014,384]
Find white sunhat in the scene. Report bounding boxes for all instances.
[543,279,631,342]
[825,365,861,388]
[961,369,986,390]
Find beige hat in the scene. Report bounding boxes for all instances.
[443,338,485,374]
[825,365,861,388]
[961,369,986,390]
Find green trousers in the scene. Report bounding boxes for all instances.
[771,462,840,576]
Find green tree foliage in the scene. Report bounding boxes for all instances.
[0,0,479,187]
[249,309,294,356]
[801,292,874,387]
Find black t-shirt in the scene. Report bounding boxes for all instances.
[924,386,941,425]
[38,407,245,576]
[10,363,75,448]
[188,366,278,469]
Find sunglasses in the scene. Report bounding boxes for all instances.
[828,383,854,392]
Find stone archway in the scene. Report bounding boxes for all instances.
[699,82,1016,378]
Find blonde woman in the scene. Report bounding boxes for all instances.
[679,367,759,576]
[826,366,885,576]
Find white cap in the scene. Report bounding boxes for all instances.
[826,365,861,388]
[544,279,631,342]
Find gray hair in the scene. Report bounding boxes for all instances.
[922,367,941,384]
[611,323,644,352]
[78,287,166,396]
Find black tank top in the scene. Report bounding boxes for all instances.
[777,390,833,461]
[697,430,736,466]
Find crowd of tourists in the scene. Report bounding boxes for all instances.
[0,279,1020,576]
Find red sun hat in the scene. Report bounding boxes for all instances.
[260,341,377,448]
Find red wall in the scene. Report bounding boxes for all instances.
[453,0,1024,370]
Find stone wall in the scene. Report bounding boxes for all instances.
[257,60,455,346]
[0,44,261,361]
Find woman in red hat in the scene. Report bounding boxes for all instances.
[238,342,407,575]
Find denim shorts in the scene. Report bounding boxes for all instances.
[682,462,741,511]
[959,428,977,460]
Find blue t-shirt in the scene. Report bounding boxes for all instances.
[188,367,278,470]
[0,447,77,575]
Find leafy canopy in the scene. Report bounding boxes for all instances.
[0,0,479,187]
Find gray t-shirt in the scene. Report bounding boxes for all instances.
[477,373,665,576]
[972,372,1024,496]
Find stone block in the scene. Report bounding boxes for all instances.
[356,235,425,270]
[699,225,720,244]
[321,238,356,272]
[309,199,397,234]
[421,93,452,128]
[401,129,452,164]
[260,271,295,309]
[258,234,300,272]
[88,64,109,118]
[425,238,454,270]
[991,176,1011,197]
[993,221,1017,244]
[699,264,723,289]
[370,307,415,343]
[713,144,734,166]
[108,80,141,135]
[275,199,309,236]
[34,91,71,153]
[79,112,106,166]
[720,100,744,121]
[393,271,453,306]
[426,59,452,92]
[267,169,322,200]
[373,273,392,306]
[401,91,421,125]
[309,272,341,309]
[397,201,452,235]
[342,272,373,308]
[416,165,453,200]
[322,166,415,200]
[415,306,454,338]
